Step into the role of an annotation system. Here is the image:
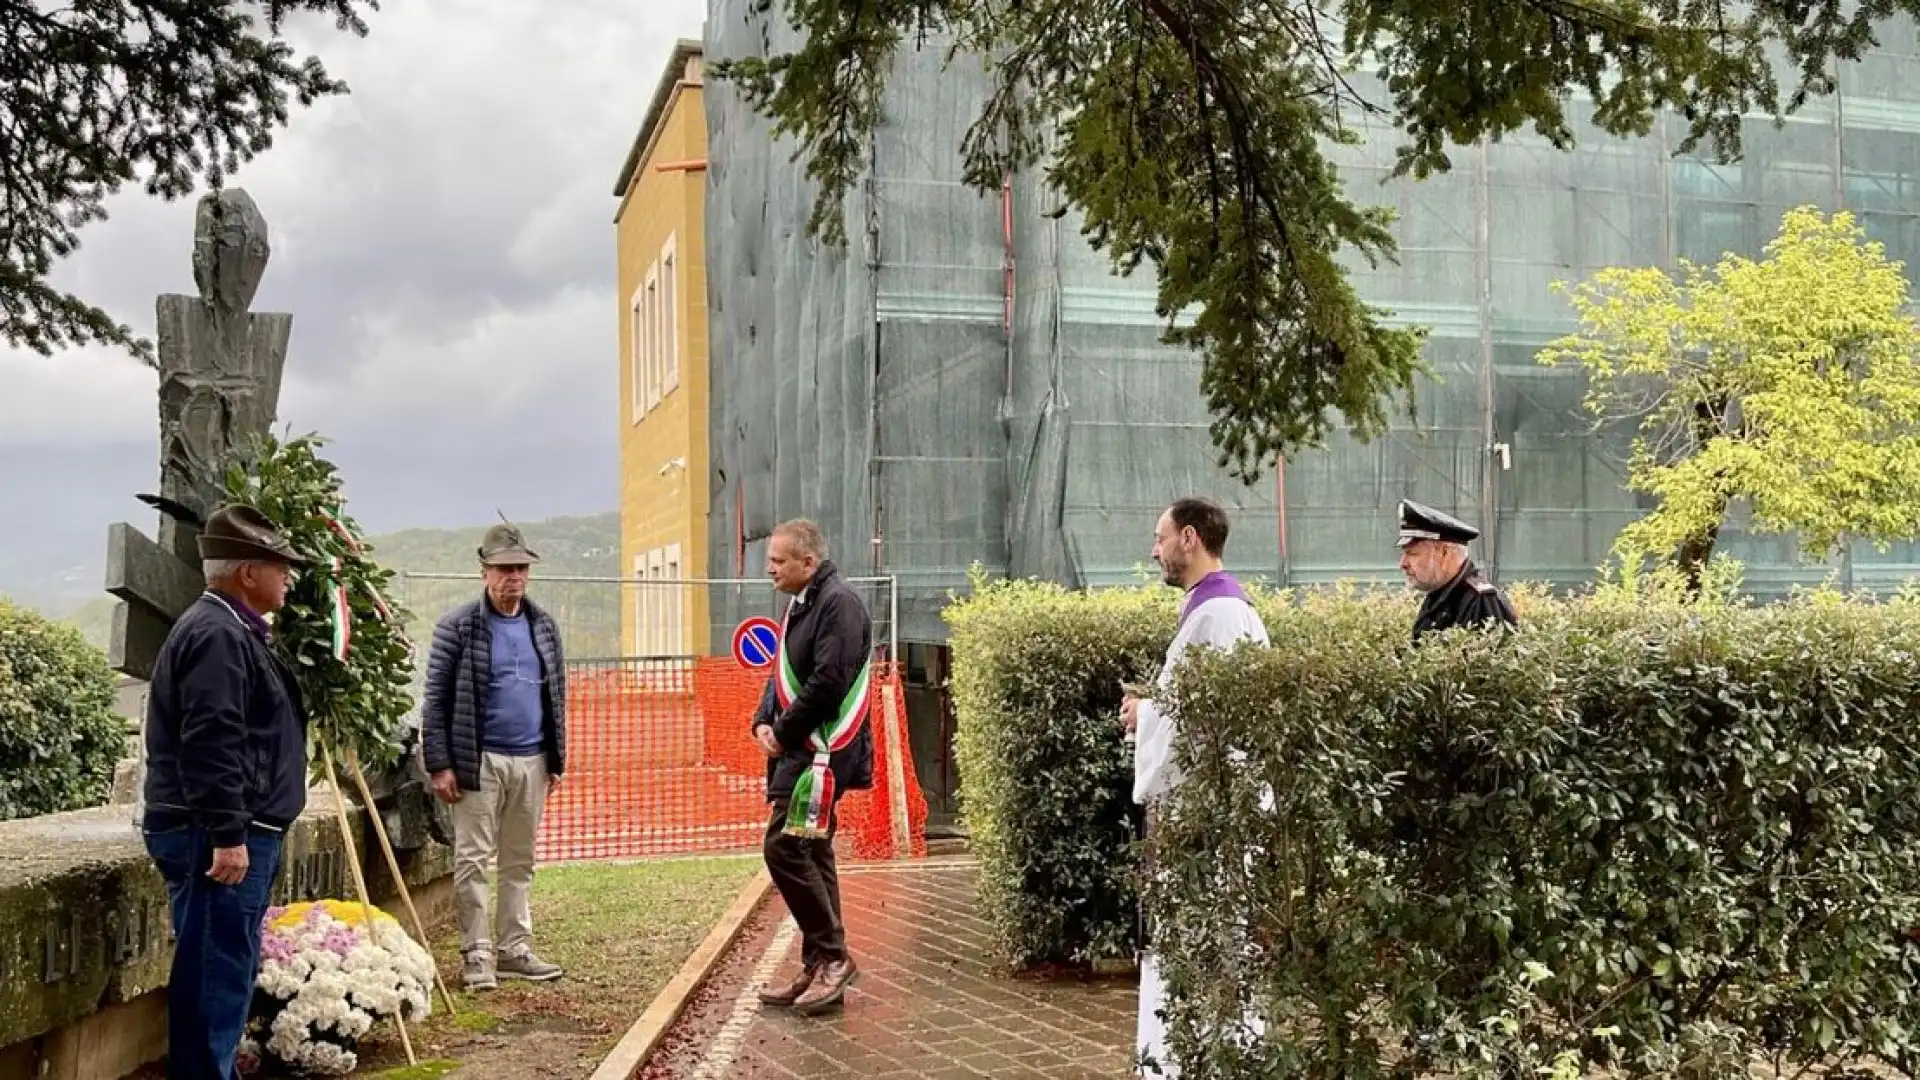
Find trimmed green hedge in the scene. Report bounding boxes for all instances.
[947,577,1178,967]
[951,579,1920,1076]
[0,599,124,820]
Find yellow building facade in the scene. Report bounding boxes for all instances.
[613,39,710,658]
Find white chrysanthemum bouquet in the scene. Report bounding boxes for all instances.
[239,900,435,1076]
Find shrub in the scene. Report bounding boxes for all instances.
[951,574,1920,1074]
[1151,591,1920,1077]
[0,598,124,820]
[946,572,1410,967]
[946,573,1175,968]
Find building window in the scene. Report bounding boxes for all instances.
[628,285,646,423]
[664,543,682,656]
[662,234,679,394]
[641,549,656,653]
[631,236,683,418]
[644,263,662,412]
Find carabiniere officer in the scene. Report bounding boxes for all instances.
[1395,499,1518,640]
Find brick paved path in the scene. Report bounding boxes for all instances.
[670,858,1137,1079]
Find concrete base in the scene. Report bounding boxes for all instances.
[0,877,454,1080]
[0,792,454,1080]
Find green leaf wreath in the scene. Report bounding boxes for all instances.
[221,432,416,772]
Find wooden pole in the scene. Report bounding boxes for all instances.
[881,672,913,860]
[320,739,417,1066]
[344,746,460,1017]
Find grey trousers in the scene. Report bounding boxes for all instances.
[452,751,548,958]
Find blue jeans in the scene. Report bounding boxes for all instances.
[144,823,284,1080]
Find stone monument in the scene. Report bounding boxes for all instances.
[104,188,288,679]
[102,189,444,849]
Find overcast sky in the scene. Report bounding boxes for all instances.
[0,0,707,593]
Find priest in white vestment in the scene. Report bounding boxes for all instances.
[1122,497,1270,1078]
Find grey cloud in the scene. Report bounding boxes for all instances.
[0,0,702,600]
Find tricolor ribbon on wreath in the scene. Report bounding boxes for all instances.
[325,556,352,662]
[316,509,406,664]
[773,601,874,839]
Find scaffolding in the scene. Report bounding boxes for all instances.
[702,6,1920,634]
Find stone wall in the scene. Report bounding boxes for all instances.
[0,788,452,1080]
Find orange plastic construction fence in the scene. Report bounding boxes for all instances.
[537,656,927,863]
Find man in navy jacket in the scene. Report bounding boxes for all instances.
[142,505,309,1080]
[750,518,875,1016]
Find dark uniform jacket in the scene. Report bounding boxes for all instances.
[751,560,876,801]
[142,592,309,847]
[1412,559,1519,640]
[421,594,568,792]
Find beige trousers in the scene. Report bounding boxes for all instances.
[452,752,548,958]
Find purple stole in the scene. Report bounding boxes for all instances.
[1176,571,1251,632]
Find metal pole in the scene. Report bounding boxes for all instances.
[1475,137,1501,577]
[391,572,895,588]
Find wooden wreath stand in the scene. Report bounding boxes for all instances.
[317,738,461,1066]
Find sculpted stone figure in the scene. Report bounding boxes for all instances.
[153,189,291,565]
[104,190,438,846]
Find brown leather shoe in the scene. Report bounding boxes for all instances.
[757,963,817,1007]
[792,958,858,1015]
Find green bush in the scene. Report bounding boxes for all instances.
[0,598,124,820]
[952,576,1920,1075]
[946,572,1389,968]
[1151,590,1920,1078]
[946,574,1173,968]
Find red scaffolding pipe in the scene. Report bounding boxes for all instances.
[1277,457,1290,582]
[1001,174,1014,334]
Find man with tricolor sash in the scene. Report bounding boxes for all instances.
[1121,497,1271,1078]
[750,518,876,1015]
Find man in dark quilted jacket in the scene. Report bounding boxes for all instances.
[422,521,568,991]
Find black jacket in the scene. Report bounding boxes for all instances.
[751,561,875,800]
[1412,559,1519,640]
[143,592,309,846]
[421,593,568,792]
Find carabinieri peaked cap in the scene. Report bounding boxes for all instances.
[1396,499,1481,548]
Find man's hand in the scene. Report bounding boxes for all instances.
[431,769,462,804]
[207,844,249,885]
[754,723,780,758]
[1120,695,1141,735]
[548,773,564,793]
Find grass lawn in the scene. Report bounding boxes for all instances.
[348,855,761,1079]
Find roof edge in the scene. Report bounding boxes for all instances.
[612,37,705,199]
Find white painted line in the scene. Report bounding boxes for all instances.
[688,919,797,1079]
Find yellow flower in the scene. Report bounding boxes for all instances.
[267,898,398,932]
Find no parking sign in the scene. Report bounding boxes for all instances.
[731,616,781,669]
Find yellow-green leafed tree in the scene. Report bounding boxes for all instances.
[1540,206,1920,588]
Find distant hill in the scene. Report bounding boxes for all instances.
[62,596,116,651]
[55,511,626,662]
[376,512,626,663]
[367,512,620,576]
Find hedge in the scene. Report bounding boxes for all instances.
[946,576,1439,968]
[950,578,1920,1077]
[0,599,124,820]
[946,576,1177,967]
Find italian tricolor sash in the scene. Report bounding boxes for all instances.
[774,599,873,838]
